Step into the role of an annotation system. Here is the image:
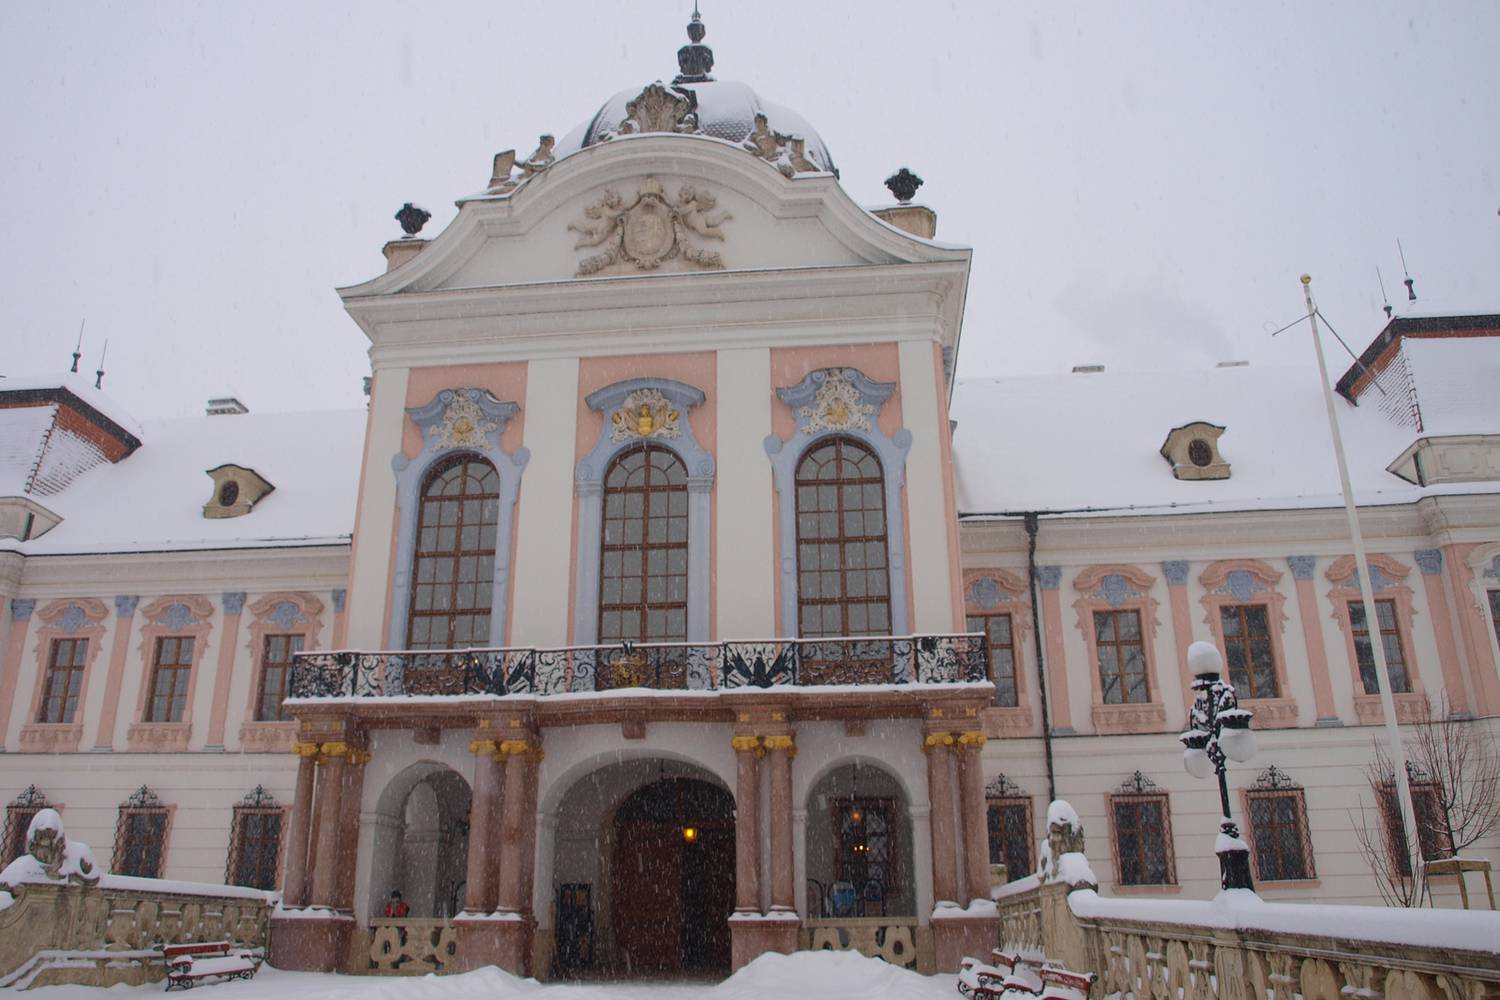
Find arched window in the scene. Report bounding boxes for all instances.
[795,437,891,638]
[600,445,689,643]
[408,454,499,650]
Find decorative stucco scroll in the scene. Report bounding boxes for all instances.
[609,387,682,443]
[568,176,732,276]
[599,82,701,140]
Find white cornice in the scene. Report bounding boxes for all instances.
[14,544,349,597]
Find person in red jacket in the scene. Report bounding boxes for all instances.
[383,889,410,918]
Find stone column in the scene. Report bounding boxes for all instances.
[764,734,796,911]
[731,735,762,912]
[495,740,534,913]
[517,747,542,929]
[924,732,959,903]
[955,731,991,903]
[282,741,319,907]
[463,737,501,913]
[335,749,369,911]
[204,592,246,749]
[309,742,348,906]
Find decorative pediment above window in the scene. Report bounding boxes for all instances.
[408,388,517,454]
[777,368,893,436]
[203,464,274,519]
[1160,421,1229,481]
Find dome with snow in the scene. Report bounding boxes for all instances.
[553,11,838,177]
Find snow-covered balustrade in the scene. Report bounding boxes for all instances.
[0,809,273,990]
[288,633,988,698]
[993,800,1500,1000]
[803,917,920,969]
[366,917,458,973]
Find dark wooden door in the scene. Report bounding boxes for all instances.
[612,818,682,975]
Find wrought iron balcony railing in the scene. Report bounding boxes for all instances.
[287,633,989,700]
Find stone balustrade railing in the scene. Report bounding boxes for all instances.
[802,917,922,969]
[366,917,457,973]
[0,876,273,990]
[996,801,1500,1000]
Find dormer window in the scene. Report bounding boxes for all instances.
[204,464,273,519]
[1160,422,1230,481]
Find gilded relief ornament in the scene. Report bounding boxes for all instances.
[569,176,733,276]
[610,387,682,443]
[742,113,819,177]
[799,369,876,433]
[431,392,498,451]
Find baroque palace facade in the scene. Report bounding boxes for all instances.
[3,15,1500,980]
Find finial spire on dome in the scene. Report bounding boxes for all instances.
[675,3,714,83]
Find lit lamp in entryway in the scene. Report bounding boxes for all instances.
[682,825,698,843]
[1178,640,1257,892]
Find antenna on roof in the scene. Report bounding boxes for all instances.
[1397,239,1416,301]
[94,339,108,390]
[1376,268,1392,319]
[70,319,84,373]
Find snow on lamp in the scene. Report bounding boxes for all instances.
[1178,640,1257,893]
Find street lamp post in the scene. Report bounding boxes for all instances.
[1179,641,1257,892]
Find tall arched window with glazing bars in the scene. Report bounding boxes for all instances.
[599,445,689,643]
[407,453,499,650]
[794,436,892,638]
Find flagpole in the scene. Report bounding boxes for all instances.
[1300,275,1423,899]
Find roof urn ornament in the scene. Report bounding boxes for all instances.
[675,4,715,83]
[884,168,923,204]
[395,202,431,237]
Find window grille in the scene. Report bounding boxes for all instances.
[1377,772,1451,876]
[1094,609,1150,704]
[3,785,51,864]
[1349,599,1410,694]
[38,638,89,723]
[408,453,500,650]
[1110,772,1175,886]
[113,786,169,878]
[1245,766,1315,881]
[226,785,283,890]
[1219,604,1279,699]
[145,635,195,722]
[967,612,1019,707]
[984,774,1032,880]
[599,445,689,643]
[256,634,305,721]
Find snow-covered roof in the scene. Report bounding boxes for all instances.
[951,339,1500,518]
[0,405,55,496]
[0,372,145,440]
[9,408,366,555]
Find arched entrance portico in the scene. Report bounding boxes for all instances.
[550,758,735,978]
[368,762,472,919]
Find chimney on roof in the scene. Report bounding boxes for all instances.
[207,397,249,416]
[1071,364,1105,374]
[1216,360,1249,368]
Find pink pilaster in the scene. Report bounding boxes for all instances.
[1289,559,1340,723]
[204,594,244,748]
[91,596,138,749]
[1414,550,1472,716]
[0,599,35,750]
[1163,563,1196,712]
[1445,544,1500,715]
[1038,578,1074,731]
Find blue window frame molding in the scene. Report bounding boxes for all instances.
[389,388,529,650]
[763,367,913,638]
[572,378,716,646]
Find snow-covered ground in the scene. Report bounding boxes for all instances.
[27,952,958,1000]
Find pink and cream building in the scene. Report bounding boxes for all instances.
[2,16,1500,981]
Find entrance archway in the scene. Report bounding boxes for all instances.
[611,777,735,976]
[549,758,735,979]
[368,762,472,919]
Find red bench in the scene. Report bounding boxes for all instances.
[163,941,260,991]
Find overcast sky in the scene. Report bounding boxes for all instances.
[3,1,1497,420]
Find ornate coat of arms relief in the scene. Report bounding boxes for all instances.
[568,176,733,276]
[609,387,682,443]
[799,369,877,434]
[430,391,498,451]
